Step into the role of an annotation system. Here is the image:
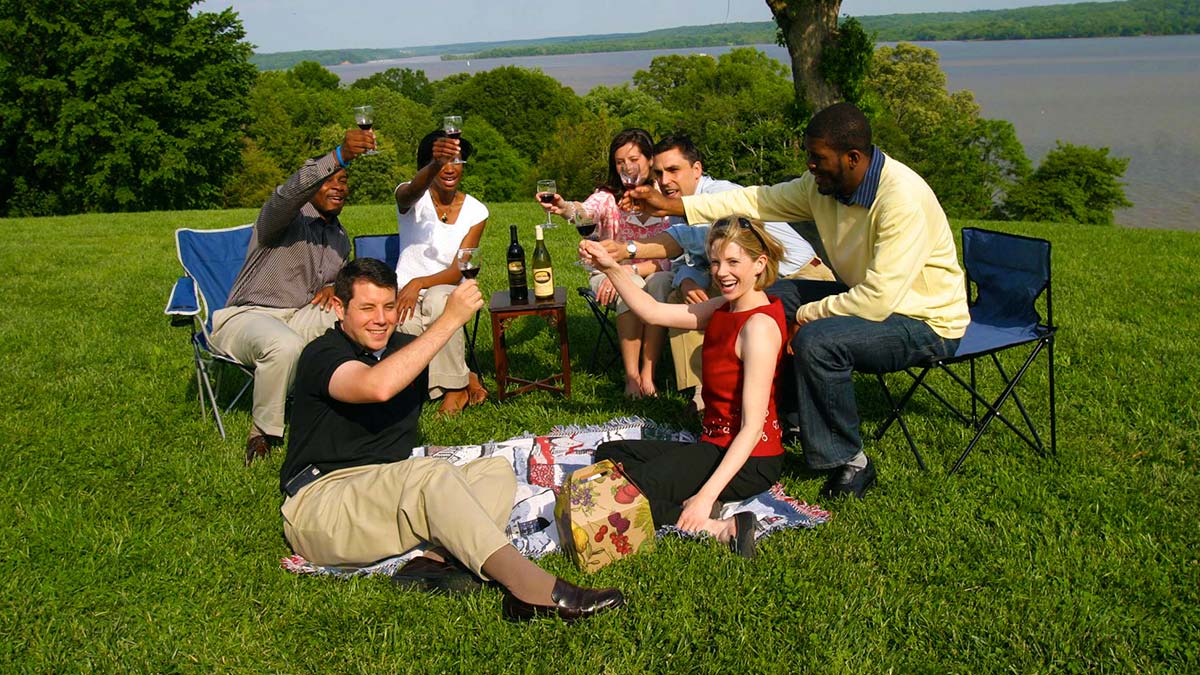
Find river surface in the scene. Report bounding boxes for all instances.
[330,35,1200,230]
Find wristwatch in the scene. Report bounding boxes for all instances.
[625,241,638,259]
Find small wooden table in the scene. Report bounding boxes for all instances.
[489,287,571,401]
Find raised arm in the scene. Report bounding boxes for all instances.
[328,282,483,404]
[675,313,781,531]
[394,138,460,213]
[256,129,373,244]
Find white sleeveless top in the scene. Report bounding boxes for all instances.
[395,187,488,287]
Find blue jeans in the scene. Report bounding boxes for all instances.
[767,279,960,470]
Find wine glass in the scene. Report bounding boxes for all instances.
[619,164,641,214]
[353,105,378,155]
[573,214,599,270]
[536,179,558,229]
[442,115,464,164]
[456,247,480,280]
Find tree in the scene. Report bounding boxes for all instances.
[767,0,843,111]
[433,66,583,162]
[0,1,255,215]
[632,48,803,186]
[866,43,1030,219]
[1002,142,1132,225]
[348,67,433,105]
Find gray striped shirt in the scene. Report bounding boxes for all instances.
[226,151,351,309]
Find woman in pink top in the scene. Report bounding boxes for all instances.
[539,129,672,398]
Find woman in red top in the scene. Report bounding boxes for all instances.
[581,217,786,558]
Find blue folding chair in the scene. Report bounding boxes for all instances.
[874,227,1057,474]
[352,233,481,372]
[165,225,255,439]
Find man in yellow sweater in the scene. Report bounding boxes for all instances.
[628,103,969,499]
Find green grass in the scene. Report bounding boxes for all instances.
[1,203,1197,672]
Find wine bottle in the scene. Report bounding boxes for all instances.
[506,225,528,304]
[532,225,554,301]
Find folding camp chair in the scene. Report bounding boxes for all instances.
[165,225,255,440]
[352,233,481,372]
[577,287,619,371]
[873,227,1057,475]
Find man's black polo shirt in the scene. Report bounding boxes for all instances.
[279,324,427,494]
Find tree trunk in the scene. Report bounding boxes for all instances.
[766,0,843,111]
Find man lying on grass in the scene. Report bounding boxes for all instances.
[279,258,625,622]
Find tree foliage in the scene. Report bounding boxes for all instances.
[866,43,1030,219]
[349,67,433,106]
[1002,142,1132,225]
[432,66,583,161]
[0,1,256,216]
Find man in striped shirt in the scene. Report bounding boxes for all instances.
[211,128,375,465]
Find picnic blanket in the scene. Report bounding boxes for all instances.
[281,417,830,579]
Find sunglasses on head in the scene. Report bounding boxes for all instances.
[712,217,767,250]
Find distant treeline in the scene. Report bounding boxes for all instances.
[250,0,1198,70]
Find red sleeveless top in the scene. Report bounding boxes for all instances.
[699,296,787,457]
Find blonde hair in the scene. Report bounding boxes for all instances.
[706,217,784,290]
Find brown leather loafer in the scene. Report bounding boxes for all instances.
[244,434,271,467]
[502,578,625,623]
[391,556,483,595]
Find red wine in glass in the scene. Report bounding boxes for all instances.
[538,193,556,204]
[575,222,597,238]
[460,264,481,279]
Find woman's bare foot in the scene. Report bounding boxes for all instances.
[467,372,488,406]
[438,388,470,415]
[638,373,658,398]
[624,376,643,399]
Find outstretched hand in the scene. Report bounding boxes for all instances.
[618,185,682,217]
[309,285,337,311]
[579,238,619,271]
[341,128,375,161]
[445,280,483,326]
[429,137,459,166]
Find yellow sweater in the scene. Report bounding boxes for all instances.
[682,154,969,339]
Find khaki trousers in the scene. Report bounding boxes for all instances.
[397,284,468,398]
[209,303,337,437]
[281,456,516,575]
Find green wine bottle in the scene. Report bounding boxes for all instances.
[532,225,554,301]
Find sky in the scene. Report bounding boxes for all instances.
[194,0,1082,54]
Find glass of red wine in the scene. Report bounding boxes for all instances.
[353,105,378,155]
[456,247,480,280]
[619,164,641,214]
[443,115,464,164]
[536,179,558,229]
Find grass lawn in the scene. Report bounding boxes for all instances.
[1,202,1197,672]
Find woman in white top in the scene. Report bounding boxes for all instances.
[394,130,489,414]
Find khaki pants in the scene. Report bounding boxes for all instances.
[209,303,337,437]
[787,256,837,282]
[281,456,516,576]
[397,284,468,398]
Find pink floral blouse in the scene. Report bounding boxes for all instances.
[582,190,671,272]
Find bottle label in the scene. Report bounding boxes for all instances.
[533,269,554,297]
[508,261,525,275]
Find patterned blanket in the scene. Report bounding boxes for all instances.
[280,417,830,578]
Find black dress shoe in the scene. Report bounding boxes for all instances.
[391,556,483,595]
[502,578,625,623]
[819,457,877,500]
[729,511,758,559]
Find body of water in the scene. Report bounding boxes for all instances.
[330,35,1200,230]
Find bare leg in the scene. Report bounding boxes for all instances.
[466,372,488,405]
[639,323,666,397]
[617,312,644,398]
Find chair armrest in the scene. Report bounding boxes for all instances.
[165,276,200,318]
